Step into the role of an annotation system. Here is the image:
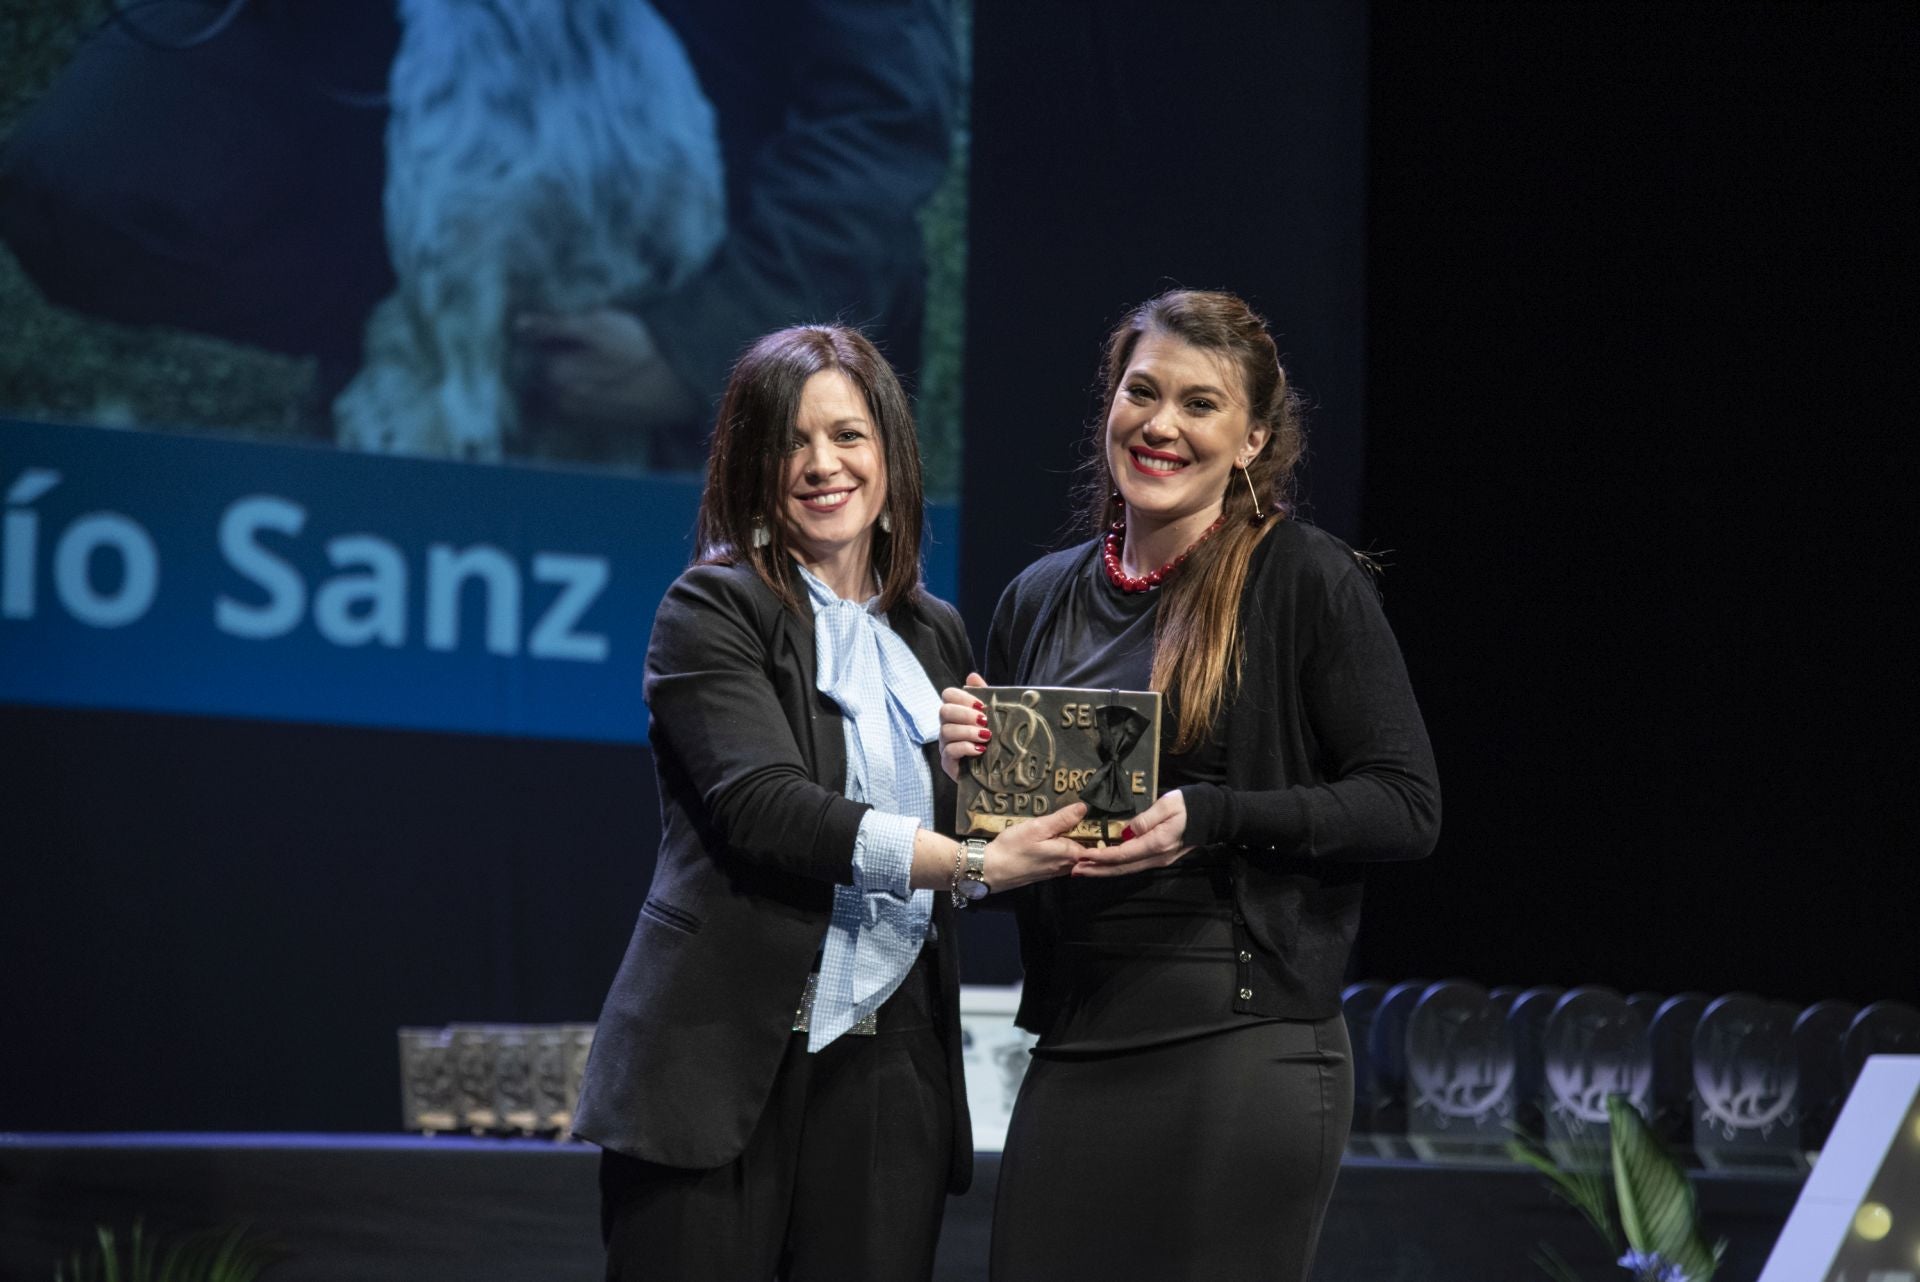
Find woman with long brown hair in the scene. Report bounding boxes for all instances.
[940,290,1440,1280]
[573,323,1086,1281]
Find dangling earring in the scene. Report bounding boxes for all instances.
[1109,488,1125,532]
[878,508,893,534]
[750,519,772,548]
[1239,465,1266,524]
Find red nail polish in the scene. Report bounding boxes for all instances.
[972,700,985,712]
[979,729,992,741]
[976,714,989,727]
[1120,826,1135,841]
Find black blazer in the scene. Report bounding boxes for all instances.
[573,559,975,1193]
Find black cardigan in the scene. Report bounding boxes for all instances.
[985,519,1441,1028]
[573,559,976,1192]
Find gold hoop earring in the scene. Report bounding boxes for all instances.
[1239,465,1266,524]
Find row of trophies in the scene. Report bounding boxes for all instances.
[399,984,1920,1161]
[399,1024,595,1137]
[1341,980,1920,1169]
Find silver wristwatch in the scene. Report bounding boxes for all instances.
[959,838,990,902]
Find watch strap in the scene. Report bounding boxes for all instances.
[961,838,990,900]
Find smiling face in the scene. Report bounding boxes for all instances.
[1105,332,1270,541]
[779,367,888,590]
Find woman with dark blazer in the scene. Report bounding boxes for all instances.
[572,323,1085,1282]
[938,291,1441,1281]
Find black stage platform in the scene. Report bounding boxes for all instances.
[2,1135,1797,1281]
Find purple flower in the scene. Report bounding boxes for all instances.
[1618,1250,1692,1282]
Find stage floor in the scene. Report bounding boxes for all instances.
[2,1134,1799,1281]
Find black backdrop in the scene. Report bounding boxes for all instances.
[1351,1,1918,1002]
[3,1,1914,1133]
[1,706,653,1130]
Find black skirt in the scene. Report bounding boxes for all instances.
[990,1015,1353,1282]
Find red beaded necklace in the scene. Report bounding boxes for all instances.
[1101,514,1228,593]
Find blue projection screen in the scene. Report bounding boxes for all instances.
[0,419,958,742]
[1,1,969,742]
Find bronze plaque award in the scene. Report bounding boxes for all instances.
[957,687,1161,843]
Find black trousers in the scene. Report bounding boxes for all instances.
[989,1016,1353,1282]
[600,961,953,1282]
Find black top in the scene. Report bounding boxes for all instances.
[1022,556,1252,1051]
[986,520,1441,1034]
[1027,555,1155,690]
[1024,554,1228,785]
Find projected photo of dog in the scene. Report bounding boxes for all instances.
[333,0,725,464]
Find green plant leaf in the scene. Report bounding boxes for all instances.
[130,1219,155,1282]
[158,1240,193,1281]
[55,1220,283,1282]
[1609,1094,1718,1280]
[205,1224,270,1282]
[1531,1240,1590,1282]
[1507,1136,1619,1252]
[95,1226,119,1282]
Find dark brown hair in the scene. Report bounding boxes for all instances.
[1077,290,1307,751]
[695,324,926,613]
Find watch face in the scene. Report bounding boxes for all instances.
[960,878,990,901]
